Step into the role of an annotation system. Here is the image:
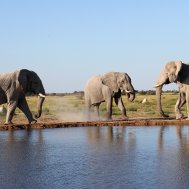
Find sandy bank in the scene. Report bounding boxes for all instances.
[0,118,189,130]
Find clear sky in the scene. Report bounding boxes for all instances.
[0,0,189,92]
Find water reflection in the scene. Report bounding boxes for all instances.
[86,126,127,143]
[0,126,189,188]
[7,129,44,143]
[86,127,138,156]
[0,130,48,189]
[158,126,189,151]
[156,126,189,189]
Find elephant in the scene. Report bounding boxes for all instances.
[155,60,189,119]
[84,72,136,121]
[0,69,46,124]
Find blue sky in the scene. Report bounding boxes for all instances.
[0,0,189,92]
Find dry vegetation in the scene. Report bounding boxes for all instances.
[0,92,186,124]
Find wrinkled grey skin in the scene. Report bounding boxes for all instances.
[84,72,136,121]
[155,61,189,119]
[174,83,187,119]
[0,69,46,124]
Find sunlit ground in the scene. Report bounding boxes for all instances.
[0,92,186,124]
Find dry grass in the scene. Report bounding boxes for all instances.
[0,92,186,124]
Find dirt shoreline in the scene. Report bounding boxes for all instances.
[0,117,189,130]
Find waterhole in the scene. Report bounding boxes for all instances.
[0,126,189,189]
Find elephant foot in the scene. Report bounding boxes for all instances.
[106,117,112,121]
[105,113,112,121]
[160,113,169,118]
[120,116,129,121]
[184,115,189,120]
[29,119,37,125]
[121,118,129,121]
[4,121,13,125]
[176,113,184,120]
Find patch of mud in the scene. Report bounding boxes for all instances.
[0,117,189,130]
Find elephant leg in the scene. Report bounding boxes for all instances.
[85,107,91,121]
[5,101,18,124]
[114,97,128,120]
[94,104,100,121]
[85,98,91,121]
[106,97,113,121]
[17,98,36,124]
[186,91,189,120]
[175,92,186,119]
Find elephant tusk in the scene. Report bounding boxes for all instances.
[125,90,132,93]
[154,84,163,88]
[39,93,46,98]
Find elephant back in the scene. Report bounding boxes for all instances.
[84,75,105,105]
[0,71,19,91]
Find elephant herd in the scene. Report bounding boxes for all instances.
[0,60,188,124]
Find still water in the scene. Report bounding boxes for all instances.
[0,126,189,189]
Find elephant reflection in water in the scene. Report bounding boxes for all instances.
[7,130,44,143]
[87,127,126,144]
[86,127,136,150]
[2,130,45,177]
[158,126,189,153]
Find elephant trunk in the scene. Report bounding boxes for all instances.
[126,84,135,102]
[156,85,169,117]
[128,92,135,102]
[35,93,45,119]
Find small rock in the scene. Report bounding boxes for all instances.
[142,98,148,104]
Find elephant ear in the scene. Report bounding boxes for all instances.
[175,61,182,77]
[155,68,170,87]
[177,62,189,85]
[101,72,119,93]
[18,69,32,93]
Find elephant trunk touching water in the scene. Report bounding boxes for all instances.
[155,61,189,119]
